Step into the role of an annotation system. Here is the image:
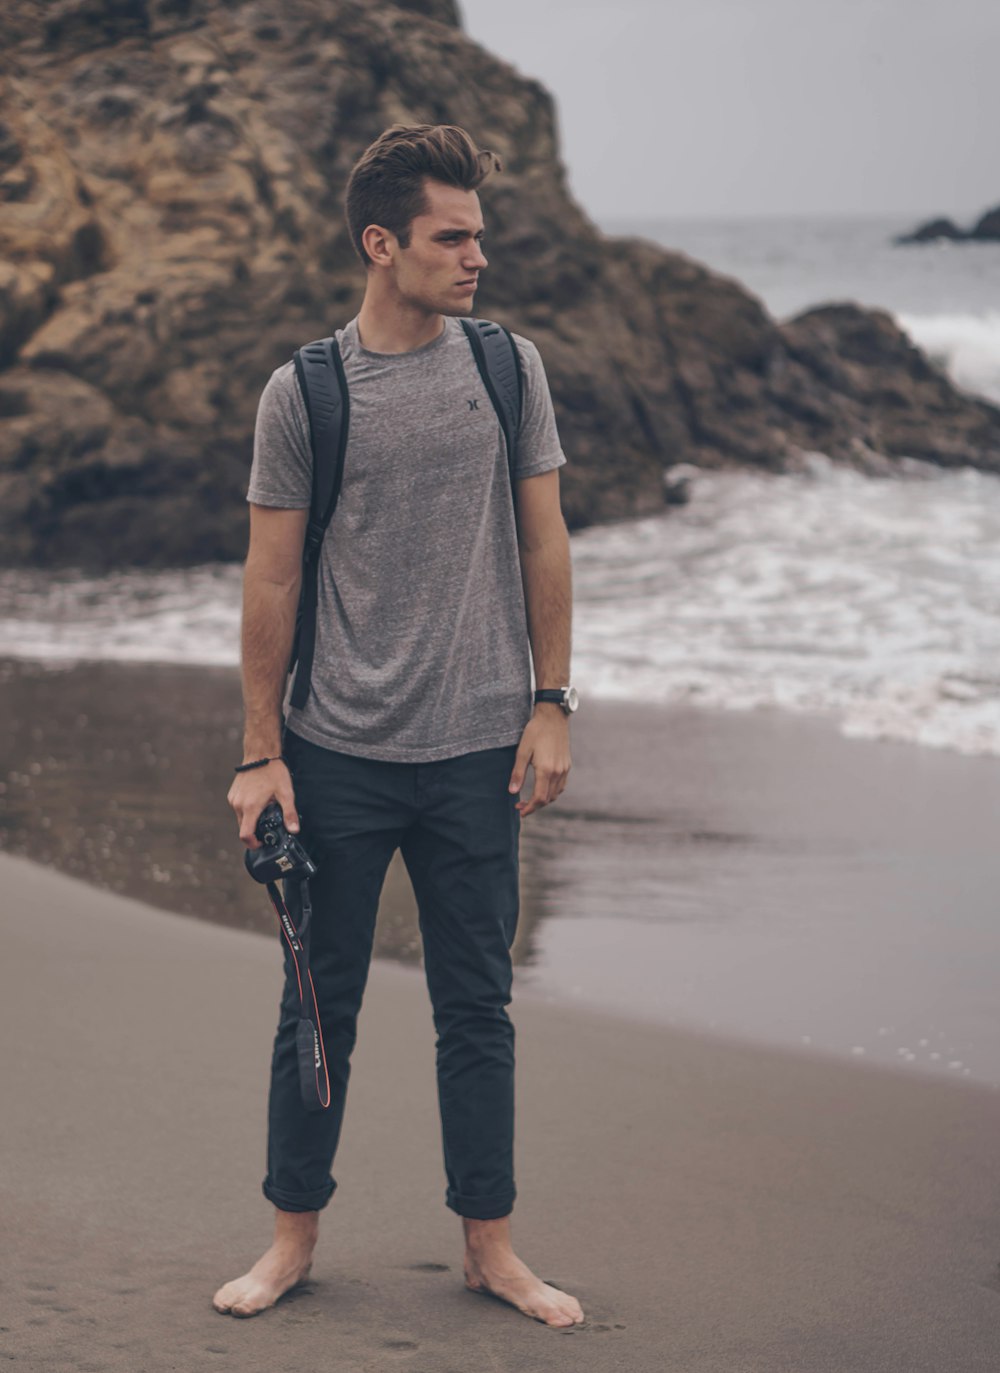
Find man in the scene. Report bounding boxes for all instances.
[213,124,583,1329]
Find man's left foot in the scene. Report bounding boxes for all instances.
[462,1217,584,1328]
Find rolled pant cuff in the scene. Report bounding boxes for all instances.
[447,1188,515,1220]
[262,1177,336,1213]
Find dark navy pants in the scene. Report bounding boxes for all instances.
[262,730,521,1221]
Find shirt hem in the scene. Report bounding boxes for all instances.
[246,490,311,509]
[514,451,567,480]
[284,717,528,764]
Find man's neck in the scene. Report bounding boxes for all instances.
[356,285,444,355]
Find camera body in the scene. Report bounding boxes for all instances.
[244,802,317,885]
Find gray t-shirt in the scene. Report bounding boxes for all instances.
[247,315,566,762]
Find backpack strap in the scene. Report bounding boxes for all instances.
[459,317,523,476]
[288,336,350,711]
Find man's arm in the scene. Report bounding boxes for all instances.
[509,468,573,817]
[227,503,308,847]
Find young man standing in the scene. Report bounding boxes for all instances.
[214,125,583,1328]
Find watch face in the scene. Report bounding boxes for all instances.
[565,686,579,713]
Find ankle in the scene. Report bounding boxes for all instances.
[273,1208,320,1251]
[462,1215,513,1257]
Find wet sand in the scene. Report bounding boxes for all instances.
[4,656,1000,1083]
[3,851,1000,1371]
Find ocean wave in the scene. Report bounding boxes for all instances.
[3,457,1000,758]
[898,310,1000,404]
[570,457,1000,758]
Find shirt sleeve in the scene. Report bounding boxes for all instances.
[511,334,567,480]
[246,362,313,508]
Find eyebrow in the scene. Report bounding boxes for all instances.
[433,227,486,240]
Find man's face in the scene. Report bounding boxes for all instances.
[389,179,488,315]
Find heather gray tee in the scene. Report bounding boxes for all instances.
[247,315,566,762]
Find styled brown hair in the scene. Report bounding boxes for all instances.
[345,124,502,266]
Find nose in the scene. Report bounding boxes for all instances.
[465,241,488,271]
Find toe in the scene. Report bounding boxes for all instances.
[230,1302,264,1319]
[212,1285,236,1314]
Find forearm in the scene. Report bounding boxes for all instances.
[519,523,572,690]
[240,554,301,758]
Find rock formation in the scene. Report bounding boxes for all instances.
[3,0,1000,568]
[896,204,1000,244]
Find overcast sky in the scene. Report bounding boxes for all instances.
[458,0,1000,221]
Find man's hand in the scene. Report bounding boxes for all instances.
[228,759,300,849]
[508,708,571,817]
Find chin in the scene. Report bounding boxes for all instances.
[439,295,476,317]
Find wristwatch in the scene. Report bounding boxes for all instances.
[533,686,579,715]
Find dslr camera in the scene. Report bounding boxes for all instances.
[244,802,317,885]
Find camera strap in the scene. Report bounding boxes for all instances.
[265,877,331,1114]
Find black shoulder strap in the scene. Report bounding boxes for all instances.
[459,317,523,477]
[288,336,349,711]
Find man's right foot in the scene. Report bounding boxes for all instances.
[213,1211,318,1318]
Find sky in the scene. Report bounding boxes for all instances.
[457,0,1000,222]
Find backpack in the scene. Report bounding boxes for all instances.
[286,317,523,710]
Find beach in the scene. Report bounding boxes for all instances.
[3,661,1000,1368]
[4,851,1000,1371]
[4,656,1000,1083]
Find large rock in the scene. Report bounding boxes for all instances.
[894,216,965,245]
[895,202,1000,244]
[3,0,1000,568]
[970,205,1000,242]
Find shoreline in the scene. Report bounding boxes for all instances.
[3,655,1000,1087]
[4,851,1000,1372]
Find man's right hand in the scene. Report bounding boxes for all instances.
[228,759,300,849]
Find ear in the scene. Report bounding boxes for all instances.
[362,223,395,267]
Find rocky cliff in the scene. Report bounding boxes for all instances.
[3,0,1000,568]
[896,204,1000,244]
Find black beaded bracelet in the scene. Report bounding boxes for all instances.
[234,756,284,774]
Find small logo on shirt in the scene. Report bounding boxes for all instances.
[467,398,480,410]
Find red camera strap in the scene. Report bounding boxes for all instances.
[265,878,331,1113]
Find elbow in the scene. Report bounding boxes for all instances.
[244,554,302,600]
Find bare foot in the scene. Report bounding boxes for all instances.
[213,1209,318,1318]
[462,1216,584,1328]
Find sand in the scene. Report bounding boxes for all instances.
[3,851,1000,1372]
[6,657,1000,1086]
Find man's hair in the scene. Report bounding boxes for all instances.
[345,124,502,267]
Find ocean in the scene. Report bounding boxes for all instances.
[3,212,1000,757]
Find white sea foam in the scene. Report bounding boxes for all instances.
[0,565,243,666]
[899,311,1000,404]
[570,457,1000,757]
[3,458,1000,758]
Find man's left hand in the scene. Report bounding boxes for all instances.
[508,708,571,817]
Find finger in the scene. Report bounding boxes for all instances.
[517,778,551,817]
[239,801,265,849]
[276,781,300,833]
[508,745,531,795]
